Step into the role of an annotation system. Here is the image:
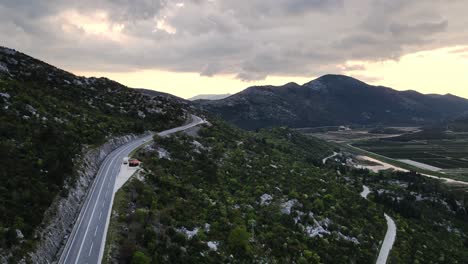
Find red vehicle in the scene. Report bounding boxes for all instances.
[129,159,141,167]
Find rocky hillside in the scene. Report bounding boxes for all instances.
[0,46,188,261]
[104,119,468,263]
[195,75,468,130]
[448,115,468,132]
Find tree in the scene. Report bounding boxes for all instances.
[132,251,151,264]
[227,226,252,258]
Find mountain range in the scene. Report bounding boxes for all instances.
[194,75,468,130]
[188,93,231,101]
[1,46,468,263]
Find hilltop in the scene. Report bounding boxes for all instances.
[194,75,468,130]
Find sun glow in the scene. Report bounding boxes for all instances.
[342,45,468,97]
[59,10,126,41]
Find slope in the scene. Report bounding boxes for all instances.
[195,75,468,130]
[0,46,188,260]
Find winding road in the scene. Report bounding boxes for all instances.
[58,115,205,264]
[360,185,397,264]
[376,214,397,264]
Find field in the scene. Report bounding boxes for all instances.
[304,127,468,183]
[303,127,419,143]
[353,138,468,169]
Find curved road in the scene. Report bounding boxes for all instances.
[376,214,396,264]
[59,115,205,264]
[360,185,397,264]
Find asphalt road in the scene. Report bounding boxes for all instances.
[376,214,396,264]
[59,115,205,264]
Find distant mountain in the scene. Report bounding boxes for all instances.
[188,93,231,101]
[448,115,468,132]
[194,74,468,130]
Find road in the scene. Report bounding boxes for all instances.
[322,152,338,165]
[376,214,397,264]
[360,185,370,199]
[359,185,396,264]
[58,115,205,264]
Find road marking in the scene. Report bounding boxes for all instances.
[88,242,93,257]
[99,211,102,220]
[94,225,99,237]
[74,149,123,264]
[73,140,142,263]
[61,150,113,264]
[60,116,205,264]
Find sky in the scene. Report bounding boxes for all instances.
[0,0,467,99]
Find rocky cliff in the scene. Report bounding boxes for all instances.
[28,133,149,263]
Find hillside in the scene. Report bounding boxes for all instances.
[449,116,468,132]
[104,119,468,263]
[0,47,188,259]
[194,75,468,130]
[135,88,189,104]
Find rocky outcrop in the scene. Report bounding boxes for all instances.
[28,133,148,264]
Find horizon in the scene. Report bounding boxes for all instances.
[1,1,468,99]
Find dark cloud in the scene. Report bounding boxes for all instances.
[0,0,466,80]
[390,20,448,37]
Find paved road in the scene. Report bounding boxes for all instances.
[376,214,396,264]
[359,185,396,264]
[59,115,205,264]
[322,152,338,165]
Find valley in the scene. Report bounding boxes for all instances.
[1,46,467,264]
[304,125,468,183]
[2,1,468,263]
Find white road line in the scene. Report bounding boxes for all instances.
[61,151,113,264]
[99,211,102,220]
[74,149,124,264]
[94,225,99,237]
[62,135,151,263]
[88,242,93,257]
[61,116,205,264]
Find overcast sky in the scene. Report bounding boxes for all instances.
[1,0,467,98]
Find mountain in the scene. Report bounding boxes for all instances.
[0,46,189,261]
[188,93,231,101]
[2,47,467,263]
[136,88,189,104]
[448,115,468,132]
[194,75,468,130]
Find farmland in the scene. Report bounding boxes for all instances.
[353,137,468,169]
[351,132,468,182]
[303,126,468,183]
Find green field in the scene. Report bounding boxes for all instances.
[354,138,468,169]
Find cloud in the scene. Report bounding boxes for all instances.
[389,20,448,37]
[0,0,467,80]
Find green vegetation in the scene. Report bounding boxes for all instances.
[357,170,468,263]
[105,119,468,263]
[106,121,391,263]
[0,48,186,259]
